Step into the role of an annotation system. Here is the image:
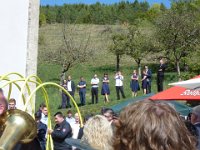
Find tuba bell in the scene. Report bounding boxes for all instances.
[0,109,37,150]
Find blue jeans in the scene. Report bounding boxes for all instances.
[79,91,86,106]
[61,93,67,108]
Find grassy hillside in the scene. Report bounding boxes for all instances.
[38,23,135,66]
[37,24,179,121]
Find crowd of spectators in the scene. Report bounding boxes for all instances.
[33,100,200,150]
[1,86,200,150]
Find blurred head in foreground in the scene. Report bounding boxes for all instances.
[102,108,115,122]
[191,105,200,125]
[81,115,113,150]
[113,100,196,150]
[0,97,7,115]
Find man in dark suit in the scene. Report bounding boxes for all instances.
[66,75,75,108]
[157,59,166,92]
[145,65,152,94]
[48,112,72,150]
[35,112,47,150]
[60,75,75,109]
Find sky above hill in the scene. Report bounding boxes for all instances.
[40,0,171,8]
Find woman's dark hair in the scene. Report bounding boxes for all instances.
[101,108,115,116]
[54,111,64,118]
[35,111,42,119]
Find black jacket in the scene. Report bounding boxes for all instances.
[62,80,76,96]
[69,80,76,95]
[52,120,72,150]
[157,64,166,77]
[37,121,47,143]
[13,138,42,150]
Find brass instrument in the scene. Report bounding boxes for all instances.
[0,109,37,150]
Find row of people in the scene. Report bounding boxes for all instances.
[132,59,166,95]
[130,65,152,97]
[60,69,151,108]
[60,59,166,108]
[60,73,123,108]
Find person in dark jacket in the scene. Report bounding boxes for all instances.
[66,75,76,108]
[157,58,166,92]
[48,112,72,150]
[144,65,152,94]
[35,111,47,150]
[77,77,87,106]
[60,75,76,109]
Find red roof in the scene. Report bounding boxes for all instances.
[150,75,200,101]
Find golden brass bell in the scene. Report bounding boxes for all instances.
[0,109,37,150]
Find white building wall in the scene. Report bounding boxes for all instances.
[0,1,29,75]
[0,0,39,112]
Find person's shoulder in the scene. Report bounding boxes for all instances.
[65,120,72,126]
[60,119,67,126]
[39,121,47,128]
[62,121,71,130]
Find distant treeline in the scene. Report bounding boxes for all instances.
[39,0,167,25]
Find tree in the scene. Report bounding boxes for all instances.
[40,1,152,25]
[109,33,127,71]
[43,22,93,81]
[186,47,200,74]
[44,5,57,24]
[146,3,166,22]
[60,23,93,79]
[125,21,157,75]
[155,8,200,77]
[160,3,167,11]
